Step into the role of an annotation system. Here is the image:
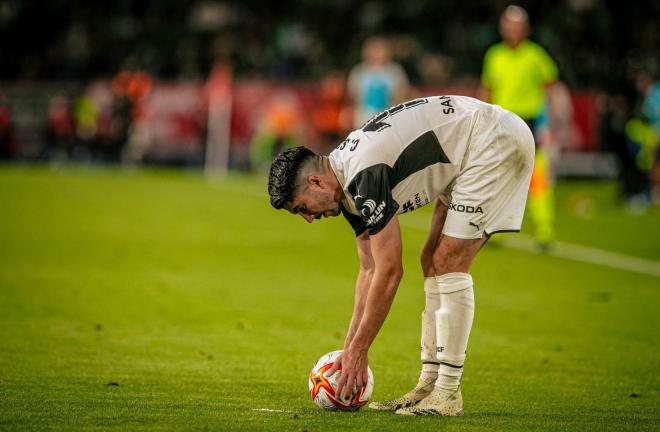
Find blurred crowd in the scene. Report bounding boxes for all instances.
[1,1,657,86]
[0,0,658,209]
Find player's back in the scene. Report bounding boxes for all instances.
[329,96,507,231]
[331,95,503,184]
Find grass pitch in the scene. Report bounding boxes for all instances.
[0,165,659,431]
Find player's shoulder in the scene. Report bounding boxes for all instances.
[348,63,367,78]
[522,39,550,56]
[385,61,407,74]
[484,42,508,57]
[649,83,660,100]
[329,129,367,164]
[330,127,397,185]
[330,128,379,163]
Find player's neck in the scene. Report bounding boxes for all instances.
[321,156,345,203]
[505,38,526,49]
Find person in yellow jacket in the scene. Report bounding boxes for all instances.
[479,4,559,249]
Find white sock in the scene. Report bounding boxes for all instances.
[419,277,440,384]
[424,276,441,313]
[433,272,474,395]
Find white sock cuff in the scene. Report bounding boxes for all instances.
[435,272,473,294]
[424,276,440,294]
[438,355,466,365]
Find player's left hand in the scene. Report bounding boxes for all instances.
[327,346,369,400]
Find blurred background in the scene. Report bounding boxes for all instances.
[0,2,659,429]
[0,0,658,210]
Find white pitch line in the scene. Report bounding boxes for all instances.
[399,218,660,278]
[252,408,287,413]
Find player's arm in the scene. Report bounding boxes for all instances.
[343,231,374,350]
[538,45,560,101]
[334,216,404,398]
[351,215,403,351]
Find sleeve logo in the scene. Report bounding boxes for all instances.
[361,199,377,217]
[357,198,386,226]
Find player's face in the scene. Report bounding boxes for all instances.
[500,17,528,47]
[363,39,390,65]
[287,187,340,223]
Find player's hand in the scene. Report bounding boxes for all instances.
[326,352,342,378]
[329,346,369,400]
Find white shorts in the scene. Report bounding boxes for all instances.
[438,110,535,239]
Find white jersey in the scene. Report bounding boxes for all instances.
[328,95,511,235]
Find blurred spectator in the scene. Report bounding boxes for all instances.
[417,53,454,87]
[270,22,314,79]
[347,36,409,128]
[0,90,18,160]
[479,5,559,249]
[543,82,579,152]
[623,66,660,209]
[311,71,351,154]
[599,92,634,196]
[250,91,303,172]
[638,71,660,130]
[72,90,98,160]
[112,67,153,162]
[535,81,578,178]
[42,93,75,161]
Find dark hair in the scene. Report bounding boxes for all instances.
[268,146,316,209]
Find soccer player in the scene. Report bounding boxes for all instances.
[479,4,559,248]
[268,96,534,416]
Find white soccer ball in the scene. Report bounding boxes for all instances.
[308,350,374,411]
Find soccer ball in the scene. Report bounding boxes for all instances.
[308,350,374,411]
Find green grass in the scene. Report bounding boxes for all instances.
[0,165,658,431]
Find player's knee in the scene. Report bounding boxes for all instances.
[432,253,464,275]
[420,247,435,275]
[432,243,473,275]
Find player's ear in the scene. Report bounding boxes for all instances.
[307,175,323,189]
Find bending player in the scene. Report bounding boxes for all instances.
[268,96,534,416]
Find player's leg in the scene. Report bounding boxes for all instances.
[369,200,448,411]
[396,234,486,416]
[527,111,555,249]
[419,200,448,381]
[529,147,555,248]
[420,199,449,277]
[398,110,534,417]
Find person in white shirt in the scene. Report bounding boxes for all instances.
[348,36,409,128]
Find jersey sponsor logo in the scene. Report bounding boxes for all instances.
[401,192,430,213]
[449,202,484,214]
